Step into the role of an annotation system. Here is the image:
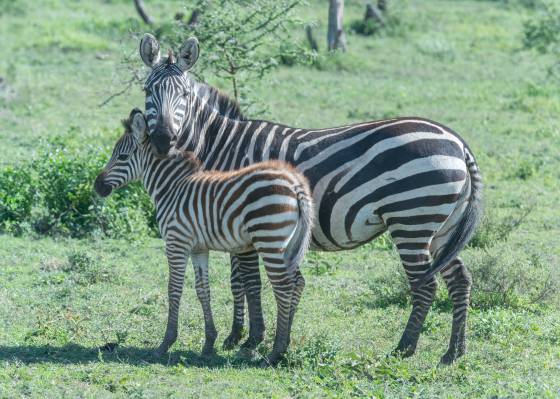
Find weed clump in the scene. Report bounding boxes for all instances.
[39,250,113,286]
[469,249,559,309]
[468,207,532,249]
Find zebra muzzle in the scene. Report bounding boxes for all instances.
[94,173,113,197]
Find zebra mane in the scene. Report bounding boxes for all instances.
[193,81,245,121]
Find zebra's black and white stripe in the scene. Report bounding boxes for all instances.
[138,35,483,364]
[94,109,314,366]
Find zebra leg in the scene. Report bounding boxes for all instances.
[223,254,246,350]
[191,251,218,357]
[393,248,437,358]
[258,259,295,368]
[237,251,265,351]
[154,241,189,357]
[440,257,472,365]
[286,270,305,345]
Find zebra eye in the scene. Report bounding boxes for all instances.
[117,154,129,161]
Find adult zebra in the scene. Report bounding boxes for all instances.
[138,34,482,364]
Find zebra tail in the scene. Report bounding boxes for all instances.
[414,147,483,288]
[284,184,314,276]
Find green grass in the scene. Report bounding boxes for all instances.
[1,0,560,397]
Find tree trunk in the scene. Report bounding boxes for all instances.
[378,0,387,13]
[134,0,153,25]
[365,3,384,24]
[327,0,346,51]
[187,9,200,28]
[306,25,318,52]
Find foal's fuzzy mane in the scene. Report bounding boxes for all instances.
[176,150,202,172]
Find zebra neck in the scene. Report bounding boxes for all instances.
[196,114,288,168]
[140,150,191,210]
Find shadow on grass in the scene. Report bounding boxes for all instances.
[0,344,258,369]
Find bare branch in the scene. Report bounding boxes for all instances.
[134,0,154,25]
[98,73,141,108]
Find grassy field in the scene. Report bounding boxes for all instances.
[1,0,560,397]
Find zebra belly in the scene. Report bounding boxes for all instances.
[310,206,386,251]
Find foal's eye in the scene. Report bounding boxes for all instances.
[117,154,128,161]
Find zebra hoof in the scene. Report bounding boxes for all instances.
[240,334,264,351]
[258,353,283,368]
[201,346,217,358]
[390,346,415,359]
[223,332,243,350]
[153,348,168,358]
[439,348,465,366]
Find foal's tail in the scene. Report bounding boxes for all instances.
[284,176,314,276]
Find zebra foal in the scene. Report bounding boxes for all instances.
[94,109,314,366]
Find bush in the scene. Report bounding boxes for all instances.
[469,248,559,309]
[468,207,532,249]
[523,2,560,54]
[0,144,156,239]
[0,166,36,234]
[38,250,114,286]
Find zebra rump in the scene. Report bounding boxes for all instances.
[414,148,482,288]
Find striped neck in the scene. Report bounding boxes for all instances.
[139,146,194,208]
[177,95,284,168]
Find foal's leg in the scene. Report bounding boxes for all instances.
[236,250,266,350]
[287,270,305,345]
[440,257,472,364]
[191,251,218,356]
[258,257,295,367]
[223,254,246,350]
[154,240,189,357]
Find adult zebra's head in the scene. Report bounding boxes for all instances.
[139,33,199,158]
[94,108,148,197]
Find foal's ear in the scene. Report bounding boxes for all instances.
[139,33,161,68]
[130,112,147,141]
[177,37,199,71]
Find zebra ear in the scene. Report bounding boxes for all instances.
[139,33,161,68]
[130,112,147,141]
[177,37,199,72]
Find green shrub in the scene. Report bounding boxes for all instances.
[64,250,112,285]
[33,146,107,236]
[0,144,156,239]
[0,166,37,234]
[469,248,559,309]
[38,250,114,286]
[468,207,532,249]
[523,2,560,53]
